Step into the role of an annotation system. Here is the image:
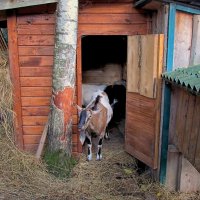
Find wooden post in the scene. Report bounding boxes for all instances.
[77,35,82,153]
[7,11,24,150]
[48,0,78,155]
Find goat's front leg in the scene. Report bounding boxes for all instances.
[85,133,92,161]
[96,135,104,161]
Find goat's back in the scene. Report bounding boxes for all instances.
[87,103,107,135]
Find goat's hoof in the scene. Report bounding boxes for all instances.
[96,154,102,161]
[87,154,92,161]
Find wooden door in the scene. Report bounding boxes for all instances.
[125,34,164,169]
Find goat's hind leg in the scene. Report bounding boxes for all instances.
[96,136,103,161]
[104,127,110,140]
[85,134,92,161]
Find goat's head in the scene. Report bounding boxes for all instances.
[76,105,101,132]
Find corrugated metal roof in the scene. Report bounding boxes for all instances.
[161,65,200,94]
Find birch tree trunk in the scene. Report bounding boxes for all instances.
[49,0,78,155]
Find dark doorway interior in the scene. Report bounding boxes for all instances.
[82,35,127,71]
[81,35,127,133]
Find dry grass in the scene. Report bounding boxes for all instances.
[66,131,200,200]
[0,50,72,200]
[0,51,14,141]
[0,50,200,200]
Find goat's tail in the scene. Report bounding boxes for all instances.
[92,95,101,111]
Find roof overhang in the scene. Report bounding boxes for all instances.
[0,0,57,11]
[135,0,200,10]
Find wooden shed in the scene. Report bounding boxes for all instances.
[1,0,200,189]
[0,0,164,168]
[162,65,200,192]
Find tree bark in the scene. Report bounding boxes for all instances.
[49,0,78,155]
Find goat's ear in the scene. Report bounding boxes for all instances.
[75,104,83,116]
[76,104,82,111]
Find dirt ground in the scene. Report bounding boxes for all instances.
[0,126,199,200]
[64,126,199,200]
[69,127,144,200]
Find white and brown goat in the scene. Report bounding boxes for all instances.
[77,90,113,161]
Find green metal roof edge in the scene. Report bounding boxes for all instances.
[161,64,200,95]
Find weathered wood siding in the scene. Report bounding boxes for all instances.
[125,34,163,169]
[17,7,55,153]
[15,4,79,154]
[169,86,200,172]
[174,12,200,69]
[78,1,151,36]
[9,1,151,154]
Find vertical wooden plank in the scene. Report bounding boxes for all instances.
[154,34,164,167]
[168,87,179,145]
[178,90,189,152]
[188,98,200,164]
[190,15,200,65]
[182,94,195,158]
[175,90,185,151]
[174,11,193,69]
[7,11,24,149]
[140,34,158,98]
[76,35,82,153]
[194,104,200,171]
[127,36,140,93]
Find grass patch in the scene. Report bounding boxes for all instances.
[44,150,77,180]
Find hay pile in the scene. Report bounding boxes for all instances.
[0,51,13,140]
[0,50,199,200]
[0,50,71,200]
[66,130,200,200]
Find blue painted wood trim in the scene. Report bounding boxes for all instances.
[176,5,200,14]
[166,3,176,72]
[160,84,171,184]
[159,3,176,184]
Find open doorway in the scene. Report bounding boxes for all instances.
[81,35,127,136]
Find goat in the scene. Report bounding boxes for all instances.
[82,84,107,107]
[77,90,113,161]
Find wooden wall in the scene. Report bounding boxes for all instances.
[8,0,151,154]
[169,86,200,172]
[174,11,200,69]
[7,4,79,154]
[78,0,151,36]
[16,5,55,153]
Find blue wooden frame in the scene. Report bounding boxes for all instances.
[159,3,200,184]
